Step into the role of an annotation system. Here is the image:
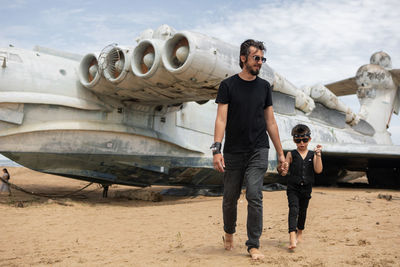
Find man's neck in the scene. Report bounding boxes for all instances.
[238,70,257,81]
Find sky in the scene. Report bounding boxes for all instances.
[0,0,399,144]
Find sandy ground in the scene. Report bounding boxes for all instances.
[1,167,400,267]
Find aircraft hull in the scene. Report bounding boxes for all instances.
[1,32,400,188]
[0,130,285,187]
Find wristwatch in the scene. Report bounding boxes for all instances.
[210,142,222,155]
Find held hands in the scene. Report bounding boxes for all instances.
[213,153,225,173]
[279,162,289,176]
[314,144,322,156]
[277,154,288,176]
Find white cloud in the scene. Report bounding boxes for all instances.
[193,0,400,85]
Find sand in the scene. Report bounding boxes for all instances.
[1,167,400,266]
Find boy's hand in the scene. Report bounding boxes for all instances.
[314,144,322,156]
[281,169,288,176]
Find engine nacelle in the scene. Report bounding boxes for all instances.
[356,64,394,90]
[309,84,355,123]
[78,53,114,95]
[131,39,176,87]
[162,31,240,85]
[370,51,392,70]
[273,73,315,114]
[103,46,131,84]
[98,45,149,94]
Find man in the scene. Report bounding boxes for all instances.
[211,39,286,260]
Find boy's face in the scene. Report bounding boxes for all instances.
[293,134,311,150]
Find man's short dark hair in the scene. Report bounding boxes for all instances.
[239,39,266,69]
[291,124,311,137]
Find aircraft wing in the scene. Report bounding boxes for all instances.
[77,31,254,105]
[324,77,357,96]
[390,69,400,83]
[325,69,400,97]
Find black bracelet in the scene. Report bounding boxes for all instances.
[210,142,222,155]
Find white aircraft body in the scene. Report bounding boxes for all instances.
[1,25,399,187]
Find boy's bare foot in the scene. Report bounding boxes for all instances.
[249,248,265,260]
[223,233,234,251]
[297,230,303,243]
[289,231,297,250]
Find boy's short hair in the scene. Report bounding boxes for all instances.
[291,124,311,137]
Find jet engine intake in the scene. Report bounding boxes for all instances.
[79,53,114,95]
[131,39,176,88]
[102,46,131,84]
[79,53,101,88]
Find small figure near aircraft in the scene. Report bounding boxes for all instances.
[0,168,11,196]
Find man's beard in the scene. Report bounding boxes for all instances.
[245,60,260,76]
[249,68,260,76]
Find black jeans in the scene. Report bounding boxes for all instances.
[286,183,312,233]
[222,148,269,250]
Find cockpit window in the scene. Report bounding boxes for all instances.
[9,53,22,63]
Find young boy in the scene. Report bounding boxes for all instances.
[280,124,323,249]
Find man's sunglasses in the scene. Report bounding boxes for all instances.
[294,138,310,144]
[253,55,266,63]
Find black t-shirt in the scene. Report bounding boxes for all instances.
[215,74,273,153]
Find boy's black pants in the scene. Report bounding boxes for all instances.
[286,183,312,233]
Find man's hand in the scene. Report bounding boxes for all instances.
[278,154,287,172]
[278,158,289,176]
[213,153,225,173]
[277,154,288,175]
[278,161,289,176]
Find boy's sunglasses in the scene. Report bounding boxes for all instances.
[294,138,310,144]
[253,55,267,63]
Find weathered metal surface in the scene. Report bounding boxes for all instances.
[308,103,346,129]
[351,119,375,136]
[0,104,24,124]
[271,92,296,115]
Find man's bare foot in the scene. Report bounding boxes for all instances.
[289,231,297,250]
[223,233,234,251]
[297,230,303,243]
[249,248,265,260]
